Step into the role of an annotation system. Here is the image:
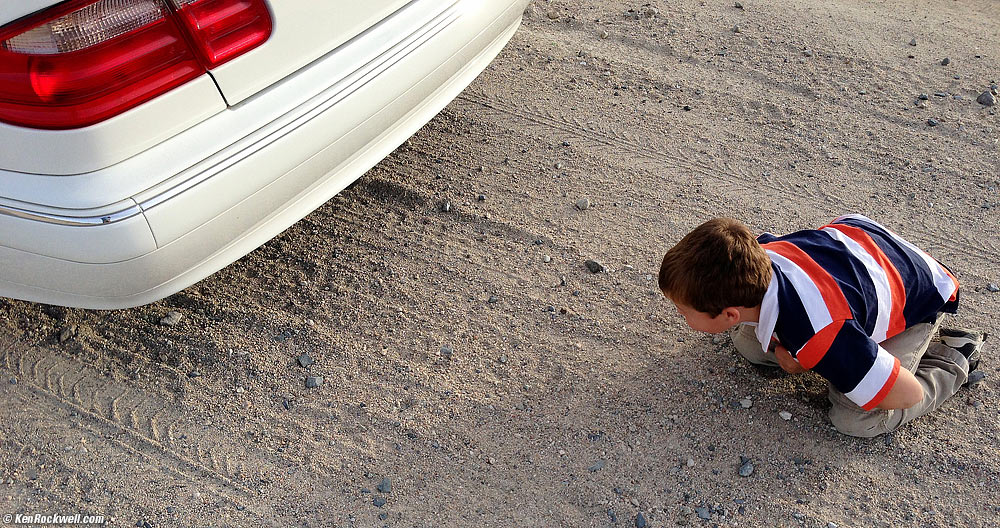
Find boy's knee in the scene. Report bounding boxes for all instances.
[829,408,896,438]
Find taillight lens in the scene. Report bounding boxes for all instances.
[170,0,272,68]
[0,0,272,130]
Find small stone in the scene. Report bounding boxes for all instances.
[918,93,929,100]
[934,92,949,97]
[373,496,386,508]
[297,354,314,368]
[440,345,454,359]
[377,477,391,494]
[738,458,754,477]
[909,38,917,46]
[600,30,610,39]
[683,105,692,111]
[986,283,1000,292]
[477,194,486,201]
[635,512,648,528]
[828,523,839,528]
[305,376,323,388]
[696,507,711,520]
[441,201,452,212]
[926,119,939,127]
[588,460,606,472]
[555,162,564,169]
[686,457,695,467]
[732,24,741,33]
[542,255,551,263]
[378,512,388,521]
[978,91,997,106]
[607,510,617,523]
[58,325,78,343]
[160,311,183,327]
[779,411,792,420]
[585,260,605,273]
[488,295,499,303]
[546,11,560,20]
[740,398,753,409]
[940,57,950,66]
[734,1,743,8]
[803,49,813,57]
[966,371,986,388]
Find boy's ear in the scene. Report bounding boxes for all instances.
[722,307,742,323]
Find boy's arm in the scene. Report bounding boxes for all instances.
[873,367,922,409]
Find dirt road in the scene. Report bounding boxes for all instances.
[1,0,998,526]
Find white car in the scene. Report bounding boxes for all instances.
[0,0,529,309]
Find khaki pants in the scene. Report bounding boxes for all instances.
[730,316,970,437]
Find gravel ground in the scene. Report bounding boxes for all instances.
[1,1,998,526]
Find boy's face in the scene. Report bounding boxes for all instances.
[670,300,737,334]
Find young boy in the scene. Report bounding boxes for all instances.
[658,214,986,437]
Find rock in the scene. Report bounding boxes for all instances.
[555,162,564,169]
[803,49,813,57]
[297,354,314,368]
[779,411,792,420]
[542,255,551,263]
[546,11,560,20]
[488,295,499,303]
[635,512,648,528]
[978,91,997,106]
[987,283,1000,292]
[58,325,78,343]
[378,512,388,521]
[740,398,753,409]
[600,30,610,39]
[686,457,695,467]
[966,371,986,388]
[696,507,711,520]
[441,201,452,212]
[926,119,939,127]
[607,509,617,523]
[373,496,386,508]
[918,93,929,100]
[739,457,754,477]
[683,105,692,111]
[934,92,949,97]
[575,198,591,210]
[160,311,183,327]
[909,38,917,46]
[588,460,606,472]
[477,194,486,201]
[305,376,323,388]
[585,260,606,273]
[440,345,454,359]
[732,25,741,33]
[377,477,392,494]
[828,523,839,528]
[734,1,744,8]
[940,57,950,66]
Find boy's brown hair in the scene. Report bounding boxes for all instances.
[658,218,772,316]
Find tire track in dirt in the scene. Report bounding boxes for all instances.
[0,336,276,523]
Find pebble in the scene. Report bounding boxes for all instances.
[607,510,617,522]
[58,325,78,343]
[546,11,560,20]
[738,457,754,477]
[441,201,452,212]
[575,198,591,210]
[734,1,744,8]
[377,477,392,494]
[909,38,917,46]
[978,91,997,106]
[555,162,564,169]
[378,512,388,521]
[696,507,711,520]
[732,25,741,33]
[779,411,792,420]
[588,460,606,472]
[987,283,1000,292]
[739,398,753,409]
[584,260,606,273]
[297,354,314,368]
[305,376,323,388]
[542,255,551,263]
[686,457,695,467]
[918,93,929,100]
[373,496,386,508]
[926,119,939,127]
[828,523,839,528]
[160,311,183,327]
[933,92,949,97]
[940,57,950,66]
[477,194,486,201]
[635,512,648,528]
[600,30,610,39]
[440,345,454,359]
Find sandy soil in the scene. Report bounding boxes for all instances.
[1,0,998,526]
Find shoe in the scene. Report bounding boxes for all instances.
[939,327,985,371]
[964,370,986,388]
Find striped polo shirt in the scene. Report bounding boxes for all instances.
[753,214,959,410]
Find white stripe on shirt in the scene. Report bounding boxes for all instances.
[821,226,892,342]
[844,344,896,407]
[765,250,834,333]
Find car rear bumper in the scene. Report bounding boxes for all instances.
[0,0,528,309]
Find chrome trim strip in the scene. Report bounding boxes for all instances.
[0,202,142,226]
[138,0,463,213]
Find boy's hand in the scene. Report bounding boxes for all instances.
[773,344,807,374]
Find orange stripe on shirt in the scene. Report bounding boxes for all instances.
[861,356,901,411]
[943,266,960,302]
[824,224,908,338]
[796,319,845,369]
[761,240,853,320]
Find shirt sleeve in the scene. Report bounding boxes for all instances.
[792,319,901,410]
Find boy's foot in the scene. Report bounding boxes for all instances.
[964,370,986,388]
[939,327,986,371]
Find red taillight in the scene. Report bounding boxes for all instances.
[0,0,272,130]
[171,0,272,68]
